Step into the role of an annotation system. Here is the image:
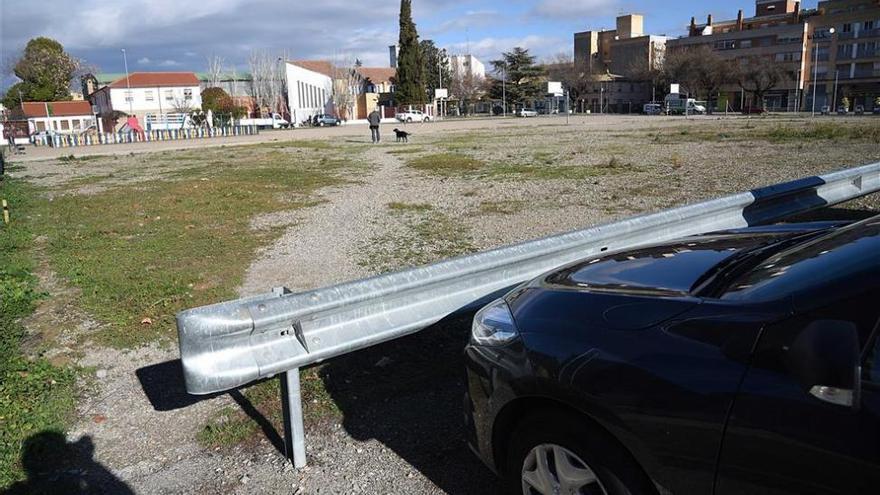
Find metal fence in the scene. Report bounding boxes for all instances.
[177,162,880,467]
[31,125,260,148]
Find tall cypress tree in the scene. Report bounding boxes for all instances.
[394,0,426,106]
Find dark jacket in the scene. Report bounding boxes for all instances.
[368,111,381,126]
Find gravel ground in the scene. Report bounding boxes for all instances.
[12,115,880,494]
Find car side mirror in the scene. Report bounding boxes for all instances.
[787,320,861,409]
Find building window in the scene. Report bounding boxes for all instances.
[73,120,82,131]
[59,120,70,131]
[739,40,753,49]
[184,88,193,100]
[124,90,133,102]
[714,40,736,50]
[164,90,174,101]
[842,23,852,33]
[36,121,46,132]
[145,90,154,102]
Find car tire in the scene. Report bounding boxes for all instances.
[407,117,413,123]
[504,410,655,495]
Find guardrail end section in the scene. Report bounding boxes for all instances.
[176,298,262,395]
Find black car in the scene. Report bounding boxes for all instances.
[464,216,880,495]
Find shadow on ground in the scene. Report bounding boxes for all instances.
[2,431,133,495]
[320,312,500,495]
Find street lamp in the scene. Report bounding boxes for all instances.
[121,48,133,115]
[811,27,835,117]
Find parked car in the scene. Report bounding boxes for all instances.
[517,108,538,118]
[837,106,849,115]
[313,114,340,127]
[396,109,431,123]
[465,216,880,495]
[855,105,865,115]
[643,103,663,115]
[821,105,832,115]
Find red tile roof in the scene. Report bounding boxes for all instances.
[290,60,334,77]
[108,72,200,88]
[356,67,396,83]
[21,101,93,118]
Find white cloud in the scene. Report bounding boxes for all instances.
[533,0,619,19]
[137,57,152,65]
[445,35,567,71]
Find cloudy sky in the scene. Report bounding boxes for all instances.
[1,0,816,88]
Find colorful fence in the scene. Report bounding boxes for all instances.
[30,126,260,148]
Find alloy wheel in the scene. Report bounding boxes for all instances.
[521,444,607,495]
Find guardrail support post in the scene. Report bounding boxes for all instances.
[280,368,307,468]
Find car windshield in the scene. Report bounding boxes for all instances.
[721,216,880,302]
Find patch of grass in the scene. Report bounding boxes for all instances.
[407,153,485,176]
[488,159,634,180]
[0,178,77,488]
[479,200,526,215]
[198,367,339,449]
[359,210,475,274]
[387,147,425,155]
[387,202,433,212]
[56,154,104,163]
[760,123,880,143]
[30,149,356,348]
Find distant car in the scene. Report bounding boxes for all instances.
[837,106,849,115]
[517,109,538,118]
[855,105,865,115]
[742,106,766,115]
[313,114,340,127]
[874,106,880,115]
[643,103,663,115]
[821,105,832,115]
[396,110,431,123]
[465,216,880,495]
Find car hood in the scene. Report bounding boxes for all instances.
[540,231,813,297]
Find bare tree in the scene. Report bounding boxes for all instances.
[206,54,225,88]
[543,53,599,112]
[249,50,289,118]
[331,56,362,121]
[449,57,486,115]
[736,56,789,110]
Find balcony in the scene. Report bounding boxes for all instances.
[839,31,857,40]
[860,28,880,39]
[852,69,880,79]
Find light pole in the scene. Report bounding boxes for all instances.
[833,69,840,113]
[502,65,507,117]
[811,27,835,117]
[122,48,133,115]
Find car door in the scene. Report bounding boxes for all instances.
[715,287,880,494]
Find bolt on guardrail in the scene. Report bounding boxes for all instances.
[178,162,880,468]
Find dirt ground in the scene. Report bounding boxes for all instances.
[9,115,880,494]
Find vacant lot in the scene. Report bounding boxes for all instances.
[3,116,880,494]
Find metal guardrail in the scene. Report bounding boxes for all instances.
[177,162,880,467]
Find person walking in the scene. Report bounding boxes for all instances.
[368,109,381,144]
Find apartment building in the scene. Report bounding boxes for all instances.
[805,0,880,111]
[573,14,667,112]
[574,15,667,77]
[667,1,809,111]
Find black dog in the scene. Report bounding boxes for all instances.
[393,128,411,143]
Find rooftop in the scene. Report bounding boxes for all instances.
[21,100,93,118]
[108,72,200,89]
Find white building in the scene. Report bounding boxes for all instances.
[286,61,334,126]
[449,54,486,79]
[90,72,202,130]
[20,101,99,135]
